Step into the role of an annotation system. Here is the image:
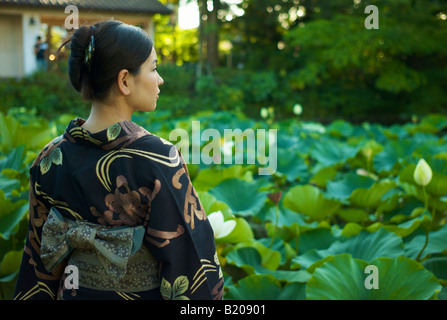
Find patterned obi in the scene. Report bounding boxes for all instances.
[40,207,160,292]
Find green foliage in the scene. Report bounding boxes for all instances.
[281,0,447,120]
[154,64,289,119]
[1,108,447,300]
[0,70,89,119]
[306,254,441,300]
[216,0,447,121]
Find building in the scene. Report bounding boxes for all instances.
[0,0,171,78]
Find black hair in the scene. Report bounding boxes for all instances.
[63,20,153,101]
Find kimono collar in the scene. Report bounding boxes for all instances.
[64,118,151,150]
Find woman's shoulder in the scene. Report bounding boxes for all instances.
[130,131,177,155]
[125,132,184,172]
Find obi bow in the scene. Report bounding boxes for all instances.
[40,207,145,281]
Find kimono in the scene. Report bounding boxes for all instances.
[13,118,224,300]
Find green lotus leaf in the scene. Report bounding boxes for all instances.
[327,228,404,261]
[327,172,397,208]
[422,257,447,283]
[349,179,397,208]
[257,201,311,228]
[226,247,311,283]
[192,165,253,192]
[0,112,54,152]
[306,254,369,300]
[0,190,28,240]
[232,240,281,270]
[276,148,308,182]
[276,131,300,150]
[327,119,354,138]
[383,210,432,237]
[336,208,369,223]
[227,274,306,300]
[293,227,404,269]
[409,114,447,134]
[309,138,359,169]
[438,287,447,300]
[283,184,341,220]
[296,227,338,254]
[209,178,267,217]
[367,256,441,300]
[426,159,447,197]
[218,217,254,244]
[340,222,364,237]
[404,224,447,260]
[0,250,23,282]
[0,173,21,199]
[198,192,232,218]
[0,145,25,171]
[326,172,376,202]
[373,139,415,173]
[257,237,296,266]
[292,248,329,270]
[306,254,442,300]
[309,165,338,188]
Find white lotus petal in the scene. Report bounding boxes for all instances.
[217,219,236,239]
[208,210,236,239]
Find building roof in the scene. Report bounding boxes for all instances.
[0,0,172,14]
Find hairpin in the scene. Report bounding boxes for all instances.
[84,35,95,71]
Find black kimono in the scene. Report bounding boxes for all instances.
[13,118,224,300]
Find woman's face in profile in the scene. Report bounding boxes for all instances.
[129,47,164,113]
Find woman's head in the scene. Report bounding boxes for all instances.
[66,20,162,110]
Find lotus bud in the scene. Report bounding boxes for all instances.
[414,159,432,187]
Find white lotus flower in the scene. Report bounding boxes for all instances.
[414,159,433,187]
[208,210,236,239]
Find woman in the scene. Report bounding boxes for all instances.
[13,20,224,300]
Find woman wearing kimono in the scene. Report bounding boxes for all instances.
[13,20,224,300]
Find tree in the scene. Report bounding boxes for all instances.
[198,0,221,69]
[153,0,199,65]
[228,0,298,70]
[283,0,447,121]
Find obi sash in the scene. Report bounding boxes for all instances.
[41,207,160,292]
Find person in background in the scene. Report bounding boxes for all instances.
[34,36,48,71]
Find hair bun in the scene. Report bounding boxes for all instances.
[68,25,94,93]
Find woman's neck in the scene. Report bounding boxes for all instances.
[81,100,133,133]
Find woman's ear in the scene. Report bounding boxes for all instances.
[117,69,132,96]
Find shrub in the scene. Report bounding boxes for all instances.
[0,70,89,119]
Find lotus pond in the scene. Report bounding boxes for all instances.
[1,109,446,300]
